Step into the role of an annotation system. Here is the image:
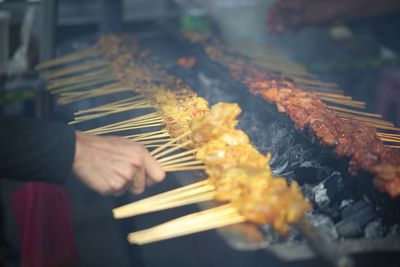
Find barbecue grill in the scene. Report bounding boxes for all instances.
[31,2,400,266]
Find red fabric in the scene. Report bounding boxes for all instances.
[11,183,76,267]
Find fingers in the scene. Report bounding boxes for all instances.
[143,150,165,183]
[131,166,146,195]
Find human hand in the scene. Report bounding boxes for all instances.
[72,131,165,196]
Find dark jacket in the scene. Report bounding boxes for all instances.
[0,116,76,183]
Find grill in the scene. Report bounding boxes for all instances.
[40,23,400,266]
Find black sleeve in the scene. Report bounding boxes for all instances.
[0,116,76,184]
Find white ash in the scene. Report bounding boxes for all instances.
[340,199,354,210]
[312,183,330,208]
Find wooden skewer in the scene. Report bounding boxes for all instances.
[130,133,170,142]
[138,139,173,145]
[158,155,196,166]
[313,92,349,99]
[85,118,163,132]
[41,58,105,73]
[130,204,240,239]
[74,96,145,115]
[161,159,203,168]
[121,191,216,219]
[157,149,198,164]
[83,113,160,132]
[35,45,98,70]
[128,205,245,245]
[71,104,154,124]
[124,130,168,140]
[150,131,191,156]
[84,123,163,135]
[50,77,117,94]
[337,112,394,127]
[384,145,400,149]
[320,97,366,109]
[362,122,400,131]
[47,69,111,89]
[144,144,176,148]
[113,182,215,219]
[377,134,400,141]
[130,215,244,244]
[163,166,206,172]
[328,105,382,118]
[295,78,338,88]
[113,181,210,215]
[153,140,193,159]
[58,84,132,104]
[380,138,400,143]
[303,87,344,94]
[41,61,109,80]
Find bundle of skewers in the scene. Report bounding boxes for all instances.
[35,35,313,246]
[184,31,400,198]
[115,103,311,244]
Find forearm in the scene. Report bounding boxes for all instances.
[0,116,76,183]
[341,0,400,22]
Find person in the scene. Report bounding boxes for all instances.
[267,0,400,35]
[0,116,165,195]
[266,0,400,126]
[0,116,166,266]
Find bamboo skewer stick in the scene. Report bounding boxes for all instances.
[385,145,400,149]
[58,85,133,104]
[157,149,197,164]
[337,113,394,127]
[124,130,168,140]
[313,92,349,99]
[329,105,383,118]
[50,76,116,94]
[153,140,193,159]
[128,205,245,245]
[131,204,240,237]
[130,133,170,142]
[75,117,162,132]
[71,104,154,124]
[73,103,153,119]
[138,139,173,145]
[150,131,191,156]
[377,132,400,136]
[144,144,176,148]
[84,123,163,135]
[161,160,204,168]
[83,112,160,131]
[119,191,215,219]
[295,78,338,88]
[47,69,111,89]
[41,61,109,80]
[303,87,344,94]
[83,118,163,133]
[362,122,400,131]
[113,182,215,219]
[163,166,206,172]
[158,155,196,166]
[35,45,98,70]
[380,138,400,143]
[74,96,145,115]
[320,97,366,109]
[131,215,244,245]
[377,133,400,140]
